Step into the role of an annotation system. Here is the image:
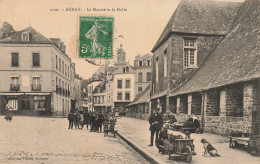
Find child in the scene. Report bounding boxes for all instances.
[201,139,221,157]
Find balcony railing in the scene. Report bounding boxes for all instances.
[10,84,20,91]
[31,84,41,91]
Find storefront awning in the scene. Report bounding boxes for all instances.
[25,92,51,95]
[0,92,24,96]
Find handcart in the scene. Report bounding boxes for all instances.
[159,138,196,163]
[104,120,117,138]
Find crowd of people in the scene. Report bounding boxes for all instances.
[68,110,115,133]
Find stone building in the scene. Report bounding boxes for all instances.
[87,80,103,112]
[150,0,241,115]
[169,0,260,140]
[0,23,74,116]
[113,65,135,112]
[134,54,152,96]
[127,85,150,120]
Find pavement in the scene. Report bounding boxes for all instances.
[0,116,149,164]
[116,117,260,164]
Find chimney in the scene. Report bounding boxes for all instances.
[63,45,66,53]
[1,22,14,37]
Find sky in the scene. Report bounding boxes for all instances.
[0,0,244,79]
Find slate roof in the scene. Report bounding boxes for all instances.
[170,0,260,96]
[0,26,53,44]
[135,54,152,60]
[113,65,135,74]
[127,85,151,107]
[152,0,241,52]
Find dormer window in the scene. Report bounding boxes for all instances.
[183,38,197,68]
[139,61,143,66]
[147,60,151,66]
[21,31,30,42]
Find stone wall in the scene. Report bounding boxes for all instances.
[191,93,202,115]
[205,89,220,116]
[204,116,252,135]
[224,84,243,116]
[244,80,260,135]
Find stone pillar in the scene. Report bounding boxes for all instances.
[244,81,260,135]
[166,95,170,113]
[219,90,226,116]
[177,96,180,114]
[205,89,220,116]
[188,95,192,116]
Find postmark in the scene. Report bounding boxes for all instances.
[78,16,114,58]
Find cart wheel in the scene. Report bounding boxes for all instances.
[185,146,192,163]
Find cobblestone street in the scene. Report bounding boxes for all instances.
[0,116,149,164]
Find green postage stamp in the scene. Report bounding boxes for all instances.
[78,16,114,58]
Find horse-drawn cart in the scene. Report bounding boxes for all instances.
[159,138,196,163]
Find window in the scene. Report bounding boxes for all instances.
[147,60,151,66]
[22,32,30,42]
[117,92,122,100]
[146,72,151,81]
[68,66,70,78]
[125,79,130,88]
[33,96,46,111]
[32,53,40,66]
[184,38,197,68]
[59,58,61,72]
[10,77,19,91]
[11,53,19,66]
[32,77,41,91]
[138,72,143,82]
[62,61,64,74]
[164,49,167,77]
[125,92,130,100]
[139,61,143,66]
[56,55,58,70]
[65,64,67,76]
[156,57,159,82]
[117,79,122,89]
[11,77,19,86]
[138,87,142,95]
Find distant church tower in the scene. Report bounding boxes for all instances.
[114,44,127,66]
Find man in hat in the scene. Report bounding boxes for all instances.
[68,111,74,129]
[97,111,104,132]
[148,108,163,146]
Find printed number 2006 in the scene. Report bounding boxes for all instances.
[81,45,89,53]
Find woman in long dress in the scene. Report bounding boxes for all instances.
[85,19,108,56]
[5,104,12,122]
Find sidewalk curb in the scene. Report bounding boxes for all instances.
[116,131,166,164]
